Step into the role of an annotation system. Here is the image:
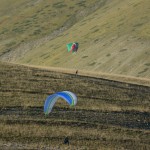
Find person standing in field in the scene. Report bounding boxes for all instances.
[76,70,78,75]
[64,136,69,145]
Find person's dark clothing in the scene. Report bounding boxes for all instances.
[76,70,78,75]
[64,137,69,145]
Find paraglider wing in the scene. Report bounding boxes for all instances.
[56,91,77,106]
[67,42,79,53]
[67,43,73,52]
[73,42,79,53]
[75,43,78,52]
[44,91,77,114]
[44,94,58,115]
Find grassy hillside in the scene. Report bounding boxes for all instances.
[0,61,150,149]
[0,0,102,56]
[0,0,150,78]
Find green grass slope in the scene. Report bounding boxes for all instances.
[0,61,150,149]
[0,0,150,78]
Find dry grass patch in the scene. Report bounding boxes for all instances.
[0,62,150,149]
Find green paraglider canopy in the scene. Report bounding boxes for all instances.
[67,42,79,53]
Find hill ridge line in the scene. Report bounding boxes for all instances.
[2,61,150,87]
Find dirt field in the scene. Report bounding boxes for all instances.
[0,61,150,149]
